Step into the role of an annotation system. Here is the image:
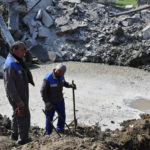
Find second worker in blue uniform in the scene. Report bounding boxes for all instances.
[40,64,76,134]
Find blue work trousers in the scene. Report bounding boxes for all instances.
[45,99,66,134]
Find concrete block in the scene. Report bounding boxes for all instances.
[42,10,53,27]
[143,24,150,40]
[8,1,19,31]
[0,56,5,77]
[0,13,14,47]
[36,9,42,20]
[38,26,50,38]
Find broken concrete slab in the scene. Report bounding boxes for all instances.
[14,4,27,13]
[30,44,56,62]
[42,10,53,27]
[0,13,14,48]
[61,0,81,4]
[142,24,150,40]
[24,0,39,11]
[24,38,37,49]
[58,20,87,33]
[55,15,70,27]
[0,56,5,77]
[23,0,53,48]
[28,20,41,35]
[38,26,51,38]
[8,1,19,31]
[24,0,52,24]
[36,9,42,20]
[46,5,57,15]
[0,0,16,3]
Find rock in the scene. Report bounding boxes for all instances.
[55,15,70,27]
[0,0,16,2]
[125,5,134,9]
[30,45,56,62]
[59,20,87,33]
[23,0,52,26]
[0,56,5,77]
[42,10,53,28]
[38,26,51,38]
[36,9,42,20]
[142,24,150,40]
[8,1,19,31]
[62,0,81,4]
[46,6,57,15]
[0,13,14,48]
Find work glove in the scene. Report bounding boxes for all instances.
[45,102,53,110]
[69,83,76,90]
[15,101,24,117]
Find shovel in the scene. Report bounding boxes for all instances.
[72,80,77,131]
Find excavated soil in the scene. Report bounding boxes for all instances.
[1,114,150,150]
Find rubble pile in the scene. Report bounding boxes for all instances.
[1,0,150,70]
[1,114,150,149]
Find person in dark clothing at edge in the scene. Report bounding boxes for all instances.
[3,41,35,145]
[41,64,76,135]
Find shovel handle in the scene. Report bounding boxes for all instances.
[72,80,77,130]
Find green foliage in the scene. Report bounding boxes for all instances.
[116,0,137,7]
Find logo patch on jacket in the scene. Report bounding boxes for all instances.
[50,83,57,87]
[18,70,22,74]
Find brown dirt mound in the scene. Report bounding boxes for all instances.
[1,114,150,150]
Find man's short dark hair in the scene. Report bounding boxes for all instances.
[11,41,24,51]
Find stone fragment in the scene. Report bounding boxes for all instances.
[38,26,50,38]
[0,56,5,77]
[142,24,150,40]
[42,10,53,27]
[30,45,56,62]
[62,0,81,3]
[0,13,14,47]
[8,1,19,31]
[55,16,70,27]
[36,9,42,20]
[59,20,87,33]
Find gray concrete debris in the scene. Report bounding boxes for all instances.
[23,0,52,25]
[24,0,38,11]
[36,9,42,20]
[41,10,53,27]
[142,24,150,40]
[15,5,27,13]
[30,45,56,62]
[46,5,57,15]
[61,0,81,4]
[0,0,16,3]
[0,13,14,48]
[138,0,150,6]
[24,38,37,49]
[0,56,5,77]
[1,0,150,70]
[38,26,51,38]
[99,0,115,4]
[8,1,19,31]
[55,15,70,27]
[59,20,87,33]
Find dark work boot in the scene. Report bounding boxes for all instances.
[10,134,18,141]
[17,137,32,145]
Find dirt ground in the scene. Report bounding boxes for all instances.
[1,114,150,150]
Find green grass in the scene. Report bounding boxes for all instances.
[116,0,137,7]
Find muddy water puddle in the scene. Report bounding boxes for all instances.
[130,99,150,112]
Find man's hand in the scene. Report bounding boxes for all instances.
[70,83,76,90]
[45,102,53,110]
[16,101,24,117]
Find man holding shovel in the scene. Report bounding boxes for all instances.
[41,64,76,135]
